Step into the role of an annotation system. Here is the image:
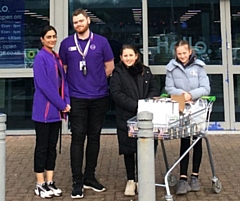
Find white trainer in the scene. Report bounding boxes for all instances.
[47,181,62,196]
[35,183,54,198]
[124,180,136,196]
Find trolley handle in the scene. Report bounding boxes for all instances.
[160,93,170,98]
[200,96,216,102]
[160,94,216,102]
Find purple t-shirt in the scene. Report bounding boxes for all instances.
[59,32,114,99]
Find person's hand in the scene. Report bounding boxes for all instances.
[183,92,192,102]
[62,104,71,112]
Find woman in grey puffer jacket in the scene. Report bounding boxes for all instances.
[165,40,210,195]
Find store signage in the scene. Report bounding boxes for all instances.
[0,0,25,68]
[24,48,39,68]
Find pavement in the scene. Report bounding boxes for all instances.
[5,134,240,201]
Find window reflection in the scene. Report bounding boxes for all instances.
[0,0,49,68]
[208,74,224,121]
[68,0,143,128]
[155,74,225,122]
[234,75,240,121]
[231,0,240,65]
[0,78,34,129]
[148,0,221,65]
[24,0,50,68]
[68,0,142,64]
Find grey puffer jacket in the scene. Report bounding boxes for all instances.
[165,58,210,100]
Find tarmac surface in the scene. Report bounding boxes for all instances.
[5,134,240,201]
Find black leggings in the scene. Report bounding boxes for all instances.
[34,121,61,173]
[180,137,202,176]
[123,140,158,181]
[124,153,137,181]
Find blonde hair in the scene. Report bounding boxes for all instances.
[174,40,191,52]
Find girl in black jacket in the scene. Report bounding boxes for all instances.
[110,44,160,196]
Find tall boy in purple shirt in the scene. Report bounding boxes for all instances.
[59,8,114,199]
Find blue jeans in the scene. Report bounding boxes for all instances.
[69,96,109,183]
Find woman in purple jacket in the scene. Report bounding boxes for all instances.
[32,25,70,199]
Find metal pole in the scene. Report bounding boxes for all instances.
[0,113,6,201]
[137,111,155,201]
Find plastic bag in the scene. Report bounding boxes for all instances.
[185,99,208,131]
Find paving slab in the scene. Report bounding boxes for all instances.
[5,134,240,201]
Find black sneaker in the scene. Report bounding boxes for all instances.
[35,183,54,199]
[71,182,84,199]
[83,177,106,192]
[47,181,62,196]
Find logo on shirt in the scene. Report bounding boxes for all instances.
[68,46,77,51]
[90,44,96,50]
[190,70,198,76]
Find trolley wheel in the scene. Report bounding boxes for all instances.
[167,174,178,187]
[212,179,222,194]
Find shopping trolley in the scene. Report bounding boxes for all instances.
[127,96,222,201]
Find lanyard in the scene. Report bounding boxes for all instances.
[74,32,93,60]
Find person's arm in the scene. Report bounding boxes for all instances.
[59,41,68,73]
[58,41,70,111]
[146,68,160,98]
[188,68,210,100]
[34,55,67,111]
[165,70,185,95]
[110,71,137,113]
[104,59,114,77]
[102,37,114,77]
[62,65,71,112]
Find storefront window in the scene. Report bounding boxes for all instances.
[234,74,240,121]
[68,0,143,128]
[0,0,49,129]
[0,78,34,129]
[147,0,221,65]
[231,1,240,65]
[0,0,49,68]
[208,74,224,121]
[155,74,225,122]
[68,0,142,64]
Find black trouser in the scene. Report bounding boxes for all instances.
[124,140,158,181]
[124,153,137,181]
[34,121,61,173]
[180,137,202,176]
[69,96,109,183]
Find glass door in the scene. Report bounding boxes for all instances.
[144,0,232,130]
[228,0,240,129]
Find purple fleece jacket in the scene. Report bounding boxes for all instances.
[32,47,70,123]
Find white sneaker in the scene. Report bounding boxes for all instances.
[47,181,62,196]
[124,180,136,196]
[35,183,54,198]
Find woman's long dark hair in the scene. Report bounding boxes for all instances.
[39,25,57,49]
[120,44,142,66]
[40,25,57,39]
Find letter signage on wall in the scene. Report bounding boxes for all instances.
[0,0,25,68]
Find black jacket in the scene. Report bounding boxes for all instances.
[110,62,160,154]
